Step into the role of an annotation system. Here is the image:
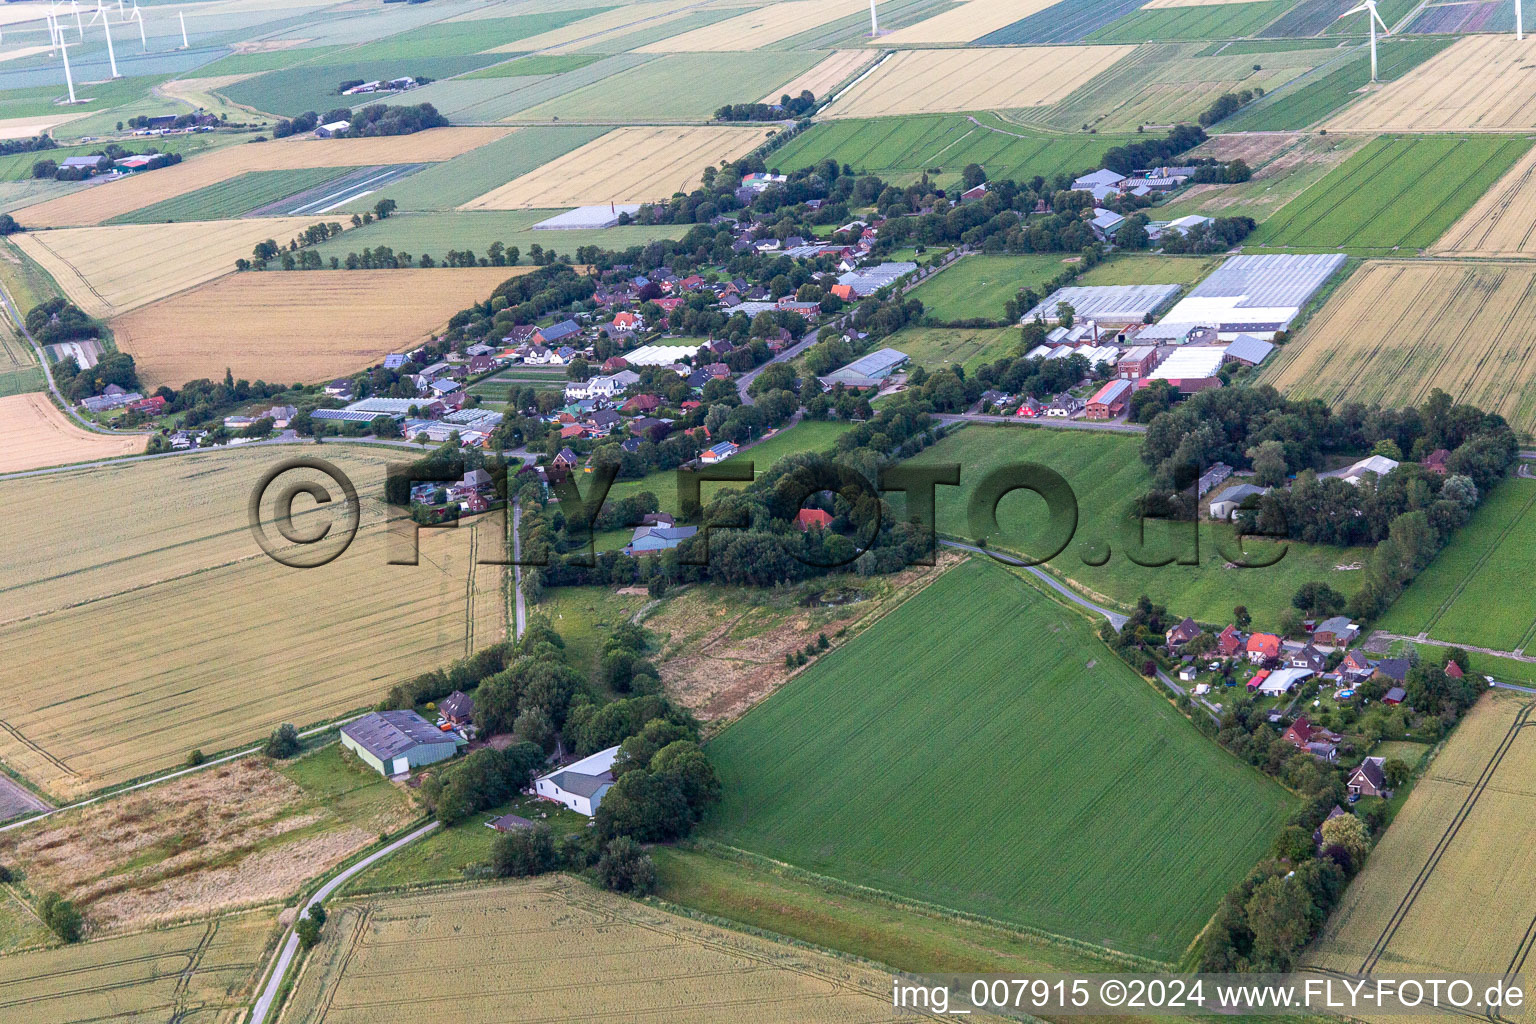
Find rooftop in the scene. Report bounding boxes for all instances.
[341,710,451,762]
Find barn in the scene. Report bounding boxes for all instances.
[340,710,464,777]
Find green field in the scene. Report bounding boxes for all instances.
[1218,37,1453,131]
[107,167,362,225]
[1073,254,1220,286]
[883,326,1022,373]
[705,557,1298,962]
[768,114,1135,185]
[908,254,1071,322]
[309,209,688,264]
[1248,135,1532,252]
[1089,1,1294,42]
[1376,476,1536,653]
[514,52,818,122]
[899,426,1373,626]
[347,127,609,212]
[462,55,603,80]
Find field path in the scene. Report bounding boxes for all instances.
[939,539,1129,630]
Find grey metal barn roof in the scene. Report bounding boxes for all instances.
[546,770,611,797]
[341,710,450,761]
[1185,253,1346,308]
[839,347,909,377]
[1024,284,1181,323]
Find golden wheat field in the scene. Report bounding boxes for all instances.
[111,267,526,388]
[281,878,942,1024]
[15,127,512,227]
[0,393,146,473]
[1327,35,1536,132]
[821,46,1135,118]
[0,447,507,799]
[1263,260,1536,438]
[0,910,275,1024]
[483,0,703,51]
[458,125,764,209]
[1306,694,1536,996]
[637,0,869,51]
[761,50,874,103]
[13,218,347,318]
[1431,145,1536,256]
[879,0,1062,44]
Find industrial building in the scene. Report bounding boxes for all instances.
[533,204,642,230]
[835,262,918,296]
[1155,253,1346,337]
[1147,346,1226,392]
[819,347,909,389]
[340,710,464,777]
[1023,284,1181,326]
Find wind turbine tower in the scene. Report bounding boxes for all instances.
[869,0,878,35]
[179,10,189,48]
[126,1,145,51]
[1339,0,1390,81]
[52,16,77,103]
[1518,0,1524,41]
[101,9,119,78]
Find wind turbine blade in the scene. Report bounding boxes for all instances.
[1340,2,1368,14]
[1372,8,1391,31]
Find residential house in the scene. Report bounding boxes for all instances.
[1016,397,1045,418]
[1246,633,1280,664]
[1209,483,1266,520]
[1046,394,1083,418]
[553,446,578,469]
[1373,658,1410,685]
[1348,756,1388,798]
[1165,616,1200,649]
[1383,686,1407,706]
[1445,660,1464,680]
[622,394,661,414]
[797,508,833,531]
[439,690,474,728]
[1217,624,1242,657]
[1288,644,1327,674]
[535,746,620,816]
[1423,448,1451,475]
[700,441,739,464]
[1340,650,1377,681]
[624,524,698,554]
[340,710,463,777]
[1312,616,1358,646]
[532,319,582,347]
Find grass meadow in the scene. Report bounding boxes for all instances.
[309,210,688,264]
[899,425,1373,626]
[514,52,818,122]
[908,253,1071,321]
[884,325,1021,372]
[705,557,1298,962]
[1089,1,1294,43]
[1248,135,1531,252]
[1073,254,1220,286]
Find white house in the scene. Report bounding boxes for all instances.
[564,370,640,401]
[1258,667,1312,696]
[534,745,620,816]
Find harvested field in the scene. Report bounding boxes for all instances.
[1432,143,1536,257]
[0,393,145,473]
[111,267,525,388]
[1326,34,1536,131]
[636,0,868,51]
[759,49,873,103]
[282,878,924,1024]
[14,127,511,228]
[1263,259,1536,438]
[483,0,704,52]
[458,126,763,209]
[13,218,342,318]
[0,447,508,799]
[0,751,414,933]
[823,46,1135,118]
[1307,693,1536,987]
[0,911,275,1024]
[880,0,1063,44]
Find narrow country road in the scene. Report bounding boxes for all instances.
[939,539,1128,631]
[737,326,821,405]
[246,821,441,1024]
[512,498,527,639]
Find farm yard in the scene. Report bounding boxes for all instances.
[1248,134,1532,252]
[896,426,1372,625]
[0,393,145,473]
[1306,693,1536,983]
[457,126,764,209]
[0,911,275,1023]
[13,218,352,319]
[822,46,1136,119]
[0,447,507,799]
[1262,260,1536,439]
[1326,34,1536,131]
[706,557,1298,962]
[1376,478,1536,653]
[110,267,526,388]
[282,879,912,1024]
[1431,144,1536,256]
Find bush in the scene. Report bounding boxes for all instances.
[39,893,84,943]
[491,824,557,877]
[264,723,300,759]
[595,837,656,895]
[186,749,205,767]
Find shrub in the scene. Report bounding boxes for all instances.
[596,837,656,895]
[264,723,300,759]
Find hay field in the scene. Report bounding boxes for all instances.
[0,911,275,1023]
[822,46,1135,118]
[1307,693,1536,984]
[1263,260,1536,438]
[760,49,873,102]
[1432,144,1536,257]
[1326,34,1536,132]
[112,267,525,388]
[0,393,145,473]
[636,0,869,51]
[880,0,1063,44]
[14,127,511,227]
[13,218,340,319]
[0,448,508,799]
[458,126,764,208]
[282,879,932,1024]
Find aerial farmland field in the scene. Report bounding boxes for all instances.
[309,209,688,265]
[1431,144,1536,256]
[282,879,912,1024]
[1088,1,1296,42]
[897,426,1372,625]
[907,253,1072,321]
[707,557,1298,962]
[107,166,367,224]
[635,0,869,51]
[1326,34,1536,131]
[110,267,525,387]
[879,0,1066,44]
[512,52,820,122]
[1262,260,1536,439]
[1307,692,1536,986]
[974,0,1150,43]
[1248,134,1531,251]
[0,393,145,472]
[0,447,507,799]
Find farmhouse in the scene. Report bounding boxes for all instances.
[1023,284,1180,327]
[1246,632,1280,663]
[625,524,698,554]
[314,120,351,138]
[1165,616,1200,649]
[340,710,464,777]
[1348,756,1388,798]
[439,690,474,727]
[797,508,833,530]
[1313,616,1358,646]
[535,745,620,816]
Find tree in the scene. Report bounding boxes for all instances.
[1234,605,1251,630]
[39,893,84,942]
[596,836,656,894]
[1249,440,1288,487]
[492,824,557,877]
[295,915,321,949]
[1056,300,1075,328]
[264,723,300,759]
[1244,875,1312,969]
[373,198,397,220]
[1382,757,1412,789]
[1319,813,1370,865]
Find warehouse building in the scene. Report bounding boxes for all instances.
[1155,253,1346,338]
[1147,346,1225,393]
[533,204,641,230]
[820,347,909,389]
[1023,284,1181,327]
[340,710,464,776]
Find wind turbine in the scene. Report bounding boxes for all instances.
[1517,0,1524,41]
[124,0,145,51]
[178,10,188,48]
[51,16,77,103]
[1339,0,1390,82]
[868,0,878,35]
[100,7,118,78]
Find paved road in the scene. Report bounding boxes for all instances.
[246,821,441,1024]
[939,539,1128,631]
[1370,630,1536,665]
[737,326,822,406]
[935,412,1147,434]
[512,499,527,639]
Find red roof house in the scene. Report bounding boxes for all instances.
[1246,633,1280,663]
[796,508,833,531]
[1445,660,1464,679]
[1217,624,1242,657]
